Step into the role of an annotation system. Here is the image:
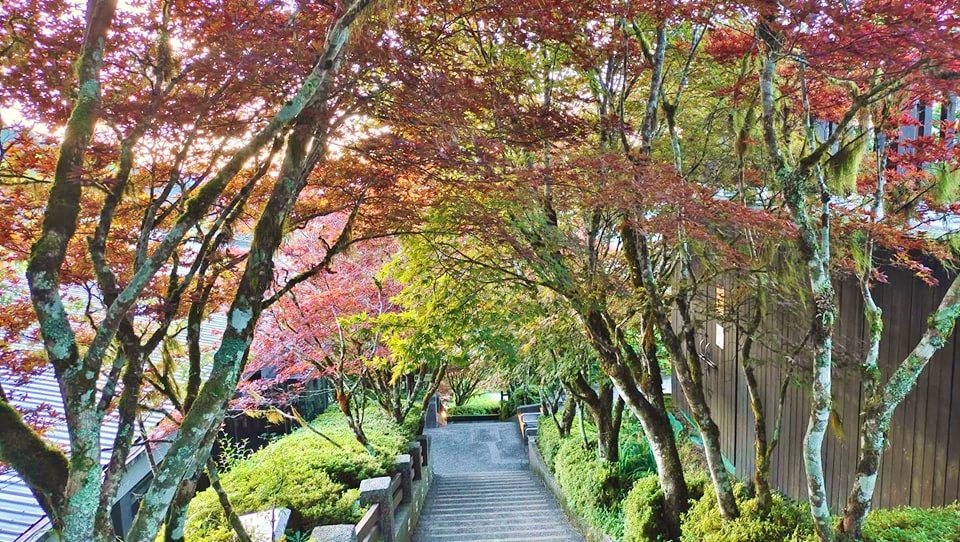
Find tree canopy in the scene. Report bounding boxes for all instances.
[1,1,959,541]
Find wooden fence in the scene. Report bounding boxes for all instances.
[673,266,960,512]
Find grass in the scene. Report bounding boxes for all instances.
[447,391,502,416]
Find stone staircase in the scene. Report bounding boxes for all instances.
[411,471,584,542]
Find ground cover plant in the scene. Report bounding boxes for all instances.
[182,408,411,541]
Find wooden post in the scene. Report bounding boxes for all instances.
[408,442,423,481]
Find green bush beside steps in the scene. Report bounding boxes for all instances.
[180,407,414,542]
[536,414,960,542]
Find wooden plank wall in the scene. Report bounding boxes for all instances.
[672,268,960,511]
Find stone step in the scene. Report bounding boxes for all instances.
[413,473,584,541]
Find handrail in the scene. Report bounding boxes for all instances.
[355,503,381,542]
[391,473,404,512]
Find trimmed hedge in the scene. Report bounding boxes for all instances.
[536,406,960,541]
[501,386,538,418]
[535,416,563,472]
[553,438,625,539]
[182,408,413,542]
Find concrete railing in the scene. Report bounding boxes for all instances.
[516,403,541,444]
[312,436,433,542]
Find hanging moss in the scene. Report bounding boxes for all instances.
[931,162,960,205]
[849,230,870,277]
[826,132,869,195]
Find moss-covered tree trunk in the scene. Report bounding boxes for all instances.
[758,21,839,538]
[737,288,779,514]
[18,1,119,539]
[558,393,578,438]
[162,407,221,542]
[623,232,740,520]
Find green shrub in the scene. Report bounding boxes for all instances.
[501,385,538,418]
[863,504,960,542]
[554,438,624,539]
[183,408,410,541]
[623,471,711,542]
[680,482,816,542]
[624,474,665,542]
[400,404,424,438]
[535,418,562,472]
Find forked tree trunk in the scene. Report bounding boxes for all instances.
[620,228,740,520]
[581,309,688,541]
[839,276,960,540]
[661,310,739,520]
[758,21,840,536]
[123,8,376,535]
[567,374,622,462]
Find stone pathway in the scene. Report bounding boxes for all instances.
[412,421,584,542]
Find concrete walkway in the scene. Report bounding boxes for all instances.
[411,421,584,542]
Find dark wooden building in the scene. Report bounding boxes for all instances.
[674,266,960,511]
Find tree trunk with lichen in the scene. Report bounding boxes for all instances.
[19,1,119,539]
[787,166,837,542]
[123,6,377,535]
[758,19,839,536]
[739,288,786,515]
[558,393,577,438]
[838,276,960,540]
[618,225,740,521]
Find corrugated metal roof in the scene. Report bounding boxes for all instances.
[0,310,228,542]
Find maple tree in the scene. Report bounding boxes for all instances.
[356,2,960,540]
[351,3,729,535]
[728,3,960,539]
[246,230,445,448]
[0,0,395,540]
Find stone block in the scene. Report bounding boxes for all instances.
[415,434,430,466]
[395,454,413,504]
[424,394,439,429]
[238,507,290,542]
[310,524,357,542]
[358,476,392,504]
[359,476,395,542]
